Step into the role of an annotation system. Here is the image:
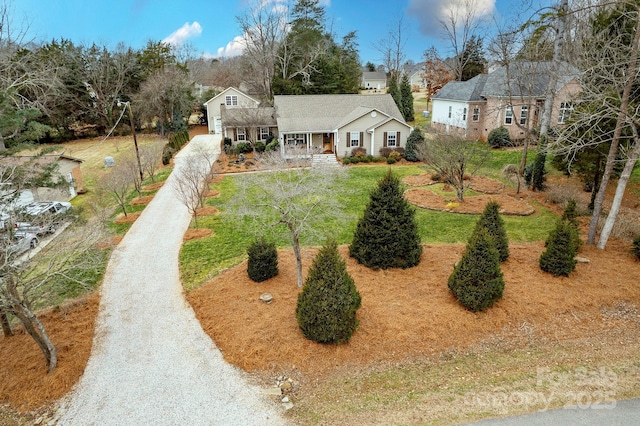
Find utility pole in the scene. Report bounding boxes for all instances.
[121,101,144,182]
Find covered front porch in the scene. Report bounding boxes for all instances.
[279,131,337,157]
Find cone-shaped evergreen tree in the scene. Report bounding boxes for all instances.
[539,219,579,276]
[473,201,509,262]
[561,199,582,250]
[448,228,505,312]
[349,170,422,269]
[296,239,361,344]
[247,237,279,282]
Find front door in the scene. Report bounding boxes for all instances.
[322,133,333,153]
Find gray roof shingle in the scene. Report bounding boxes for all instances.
[273,94,404,133]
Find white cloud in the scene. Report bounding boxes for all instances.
[162,22,203,47]
[215,35,246,58]
[407,0,495,37]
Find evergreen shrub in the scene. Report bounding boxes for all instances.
[448,228,505,312]
[539,219,579,276]
[247,237,279,282]
[487,126,512,148]
[296,239,361,344]
[633,235,640,260]
[474,201,509,262]
[349,170,422,269]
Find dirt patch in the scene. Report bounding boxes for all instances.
[113,212,141,224]
[0,293,100,411]
[142,182,164,191]
[405,188,535,215]
[195,206,219,216]
[203,190,220,198]
[129,195,154,206]
[403,173,504,194]
[183,228,213,241]
[187,240,640,379]
[94,236,123,249]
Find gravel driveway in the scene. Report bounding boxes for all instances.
[57,135,285,425]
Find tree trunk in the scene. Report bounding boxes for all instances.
[7,275,57,372]
[0,310,12,337]
[12,304,57,372]
[290,227,303,287]
[587,8,640,245]
[597,140,640,249]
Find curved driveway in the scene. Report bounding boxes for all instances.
[57,135,285,425]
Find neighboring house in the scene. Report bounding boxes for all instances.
[431,61,582,141]
[221,107,278,144]
[361,72,387,91]
[3,153,84,204]
[203,87,261,134]
[406,64,426,90]
[273,94,412,158]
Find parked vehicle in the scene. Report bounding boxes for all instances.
[13,201,72,236]
[2,232,39,256]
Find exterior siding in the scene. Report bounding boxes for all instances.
[205,88,259,133]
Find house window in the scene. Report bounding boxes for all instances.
[462,107,467,121]
[259,127,270,141]
[236,128,246,141]
[387,131,397,147]
[472,107,480,122]
[520,106,528,125]
[504,105,513,125]
[349,131,360,148]
[225,95,238,106]
[558,102,573,124]
[448,106,452,119]
[286,133,305,145]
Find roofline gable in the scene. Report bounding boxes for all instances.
[203,87,261,106]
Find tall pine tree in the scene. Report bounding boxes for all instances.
[400,73,414,121]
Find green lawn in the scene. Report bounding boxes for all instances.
[180,163,557,290]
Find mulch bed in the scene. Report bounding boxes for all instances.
[405,188,535,216]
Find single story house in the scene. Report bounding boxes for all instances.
[203,87,260,134]
[273,94,411,158]
[431,61,582,141]
[2,153,84,203]
[361,71,387,91]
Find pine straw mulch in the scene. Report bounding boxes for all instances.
[0,294,100,411]
[129,195,154,206]
[187,241,640,380]
[405,188,535,215]
[403,173,533,215]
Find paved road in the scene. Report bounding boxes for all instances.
[57,135,285,425]
[467,398,640,425]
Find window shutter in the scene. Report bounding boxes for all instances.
[398,131,401,147]
[383,132,387,147]
[359,132,363,147]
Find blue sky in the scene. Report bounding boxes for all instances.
[13,0,552,64]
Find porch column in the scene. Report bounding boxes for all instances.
[370,129,375,156]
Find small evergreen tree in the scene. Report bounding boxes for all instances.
[405,128,424,162]
[388,74,403,115]
[487,126,512,148]
[539,219,579,276]
[400,73,414,122]
[474,201,509,262]
[247,237,279,282]
[561,199,582,249]
[448,228,505,312]
[530,138,547,191]
[349,170,422,269]
[296,239,361,344]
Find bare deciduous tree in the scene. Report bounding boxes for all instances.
[422,46,453,108]
[139,140,165,183]
[99,164,133,218]
[171,154,211,228]
[0,220,107,372]
[376,17,409,81]
[416,131,489,202]
[230,149,347,287]
[439,0,489,81]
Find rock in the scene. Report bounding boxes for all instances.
[575,256,590,264]
[259,293,273,304]
[280,381,293,393]
[282,402,294,410]
[281,396,290,403]
[263,387,282,396]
